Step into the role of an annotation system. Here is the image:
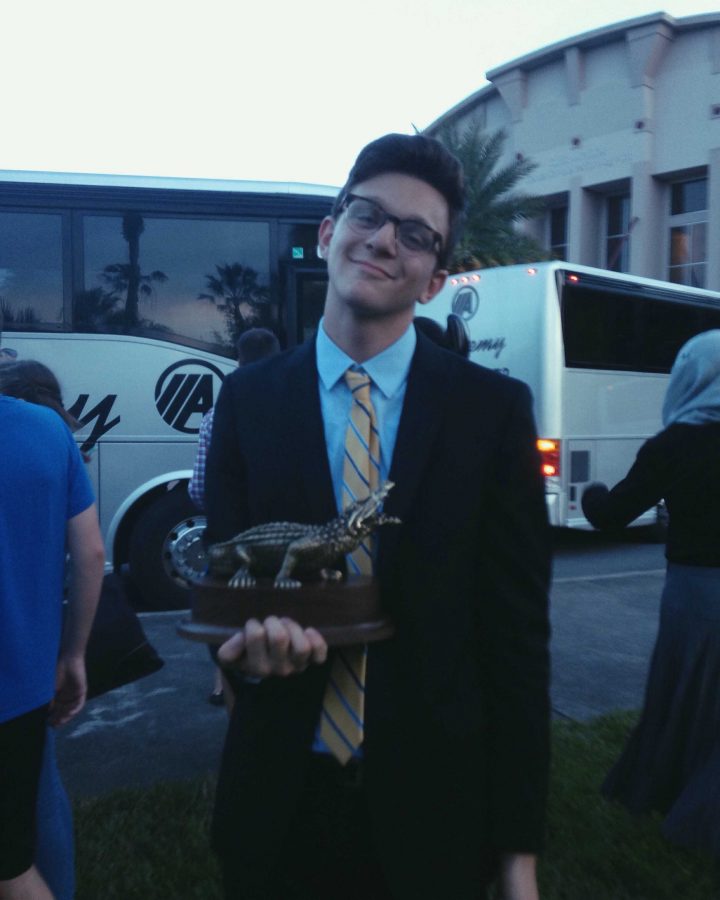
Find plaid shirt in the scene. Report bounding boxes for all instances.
[188,407,214,511]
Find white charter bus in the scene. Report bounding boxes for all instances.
[0,170,336,608]
[421,261,720,529]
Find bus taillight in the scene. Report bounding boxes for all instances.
[537,439,560,477]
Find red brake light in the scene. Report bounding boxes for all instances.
[537,439,560,477]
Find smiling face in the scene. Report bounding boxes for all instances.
[318,172,450,338]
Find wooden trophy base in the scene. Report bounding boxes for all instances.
[176,574,394,647]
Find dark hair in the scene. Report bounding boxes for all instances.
[332,133,465,268]
[415,313,470,358]
[235,328,281,366]
[413,317,446,345]
[0,360,80,431]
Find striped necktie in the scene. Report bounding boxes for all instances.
[319,368,378,764]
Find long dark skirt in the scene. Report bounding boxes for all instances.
[602,563,720,857]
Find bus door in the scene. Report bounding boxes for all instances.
[564,438,593,526]
[286,266,328,346]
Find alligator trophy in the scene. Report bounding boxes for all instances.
[207,481,400,590]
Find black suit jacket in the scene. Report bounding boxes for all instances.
[205,331,551,893]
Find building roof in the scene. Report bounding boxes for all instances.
[428,11,720,132]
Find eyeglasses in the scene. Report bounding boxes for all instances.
[341,194,444,257]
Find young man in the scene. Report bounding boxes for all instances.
[0,395,104,900]
[205,133,552,900]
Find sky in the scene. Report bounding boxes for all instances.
[2,0,719,187]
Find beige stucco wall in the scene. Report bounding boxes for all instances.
[427,12,720,290]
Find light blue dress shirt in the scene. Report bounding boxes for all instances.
[312,318,415,755]
[315,318,416,511]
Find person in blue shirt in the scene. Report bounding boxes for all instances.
[0,373,104,900]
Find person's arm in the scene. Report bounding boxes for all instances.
[188,409,213,511]
[205,376,249,544]
[480,379,551,862]
[581,431,669,530]
[50,504,105,726]
[206,372,329,677]
[498,853,539,900]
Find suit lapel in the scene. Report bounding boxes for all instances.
[283,339,338,523]
[379,335,448,566]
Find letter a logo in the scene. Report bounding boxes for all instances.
[155,359,225,434]
[452,286,479,321]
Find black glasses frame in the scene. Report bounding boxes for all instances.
[341,193,444,257]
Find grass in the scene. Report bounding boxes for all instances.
[540,712,719,899]
[75,778,222,899]
[73,712,719,899]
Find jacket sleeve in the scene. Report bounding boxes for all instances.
[581,431,669,530]
[481,380,552,852]
[204,375,249,545]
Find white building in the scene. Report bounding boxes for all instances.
[426,11,720,290]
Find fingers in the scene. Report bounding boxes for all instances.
[48,692,86,727]
[217,631,247,668]
[303,627,329,665]
[50,658,87,726]
[244,618,275,676]
[221,617,328,678]
[279,618,328,669]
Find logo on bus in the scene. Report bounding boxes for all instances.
[452,285,479,321]
[155,359,226,434]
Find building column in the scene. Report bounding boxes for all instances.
[706,148,720,291]
[490,68,527,124]
[628,160,664,281]
[566,177,600,266]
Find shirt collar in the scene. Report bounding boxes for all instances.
[316,319,416,399]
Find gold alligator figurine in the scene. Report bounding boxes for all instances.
[207,481,400,590]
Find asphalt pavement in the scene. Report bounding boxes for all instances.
[56,563,666,799]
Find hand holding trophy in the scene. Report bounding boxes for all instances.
[177,482,399,646]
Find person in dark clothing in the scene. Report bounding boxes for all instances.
[582,328,720,858]
[206,133,551,900]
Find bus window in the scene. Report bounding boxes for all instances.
[562,283,720,373]
[80,214,272,356]
[0,211,64,329]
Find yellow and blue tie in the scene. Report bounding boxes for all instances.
[319,368,379,764]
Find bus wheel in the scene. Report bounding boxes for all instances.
[128,489,206,611]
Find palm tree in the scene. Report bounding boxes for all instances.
[97,214,168,327]
[434,124,547,270]
[0,298,39,325]
[73,287,123,332]
[123,213,143,326]
[198,263,269,344]
[98,262,168,316]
